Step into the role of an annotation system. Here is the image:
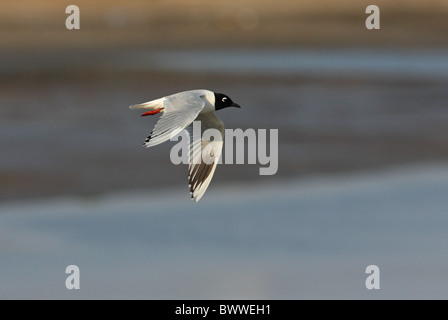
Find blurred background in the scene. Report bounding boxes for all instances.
[1,0,448,299]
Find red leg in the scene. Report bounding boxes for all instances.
[141,108,163,116]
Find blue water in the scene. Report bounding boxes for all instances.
[1,164,448,299]
[4,48,448,80]
[117,48,448,79]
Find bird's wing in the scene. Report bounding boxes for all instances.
[143,92,205,147]
[187,112,225,202]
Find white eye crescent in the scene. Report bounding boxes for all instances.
[222,97,227,102]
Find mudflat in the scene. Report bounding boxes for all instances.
[1,0,447,201]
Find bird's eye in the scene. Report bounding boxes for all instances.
[222,97,227,102]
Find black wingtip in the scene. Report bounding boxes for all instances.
[143,130,154,145]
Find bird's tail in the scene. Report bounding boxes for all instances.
[129,98,164,110]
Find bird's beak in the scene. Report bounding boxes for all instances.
[232,103,241,108]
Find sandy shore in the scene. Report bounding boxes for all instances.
[1,0,448,49]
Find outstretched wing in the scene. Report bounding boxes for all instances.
[187,112,225,202]
[144,92,205,147]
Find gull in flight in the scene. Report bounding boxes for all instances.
[130,89,240,202]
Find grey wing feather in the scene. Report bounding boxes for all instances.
[144,92,205,147]
[187,112,225,202]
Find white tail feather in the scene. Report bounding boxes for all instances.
[129,98,164,110]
